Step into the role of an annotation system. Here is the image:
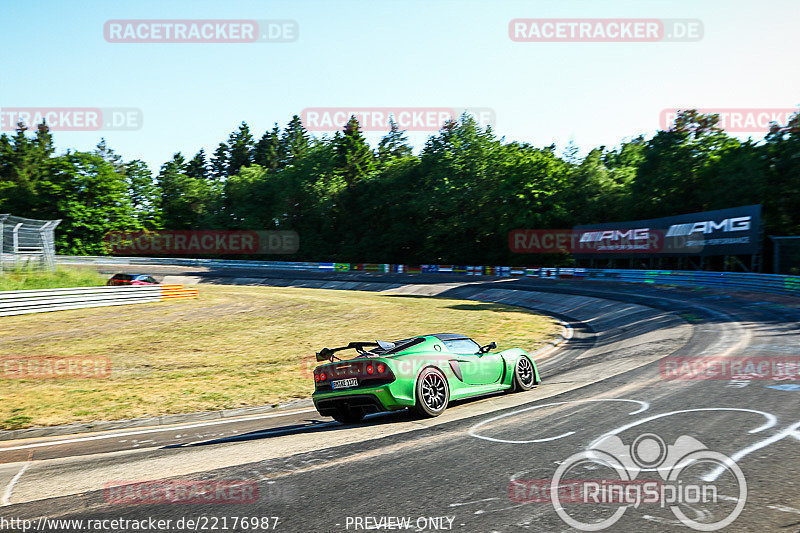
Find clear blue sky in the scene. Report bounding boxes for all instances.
[2,0,798,172]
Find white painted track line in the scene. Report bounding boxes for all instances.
[2,461,30,506]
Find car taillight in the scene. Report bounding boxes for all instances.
[314,374,320,382]
[376,364,385,373]
[319,372,326,381]
[366,365,374,375]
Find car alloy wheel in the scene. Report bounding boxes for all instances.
[413,367,449,417]
[513,356,536,391]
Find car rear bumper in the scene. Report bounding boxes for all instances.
[312,384,411,416]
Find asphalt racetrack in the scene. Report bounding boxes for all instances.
[2,268,799,532]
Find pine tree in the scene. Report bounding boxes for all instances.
[377,117,412,163]
[186,149,209,180]
[335,116,375,186]
[227,122,254,176]
[157,153,188,228]
[210,142,228,180]
[124,160,159,227]
[280,115,310,166]
[0,121,53,214]
[253,125,285,171]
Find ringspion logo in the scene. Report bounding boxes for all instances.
[511,433,746,530]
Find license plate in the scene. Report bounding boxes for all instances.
[331,378,358,389]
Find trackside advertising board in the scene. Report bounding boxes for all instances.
[572,205,761,258]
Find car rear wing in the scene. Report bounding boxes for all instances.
[316,342,379,362]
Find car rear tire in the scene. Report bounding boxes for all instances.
[511,356,537,392]
[331,406,365,424]
[413,367,449,417]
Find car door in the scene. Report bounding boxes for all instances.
[444,338,503,385]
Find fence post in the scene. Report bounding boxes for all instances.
[12,222,23,270]
[769,236,779,274]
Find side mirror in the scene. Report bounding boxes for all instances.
[479,341,498,354]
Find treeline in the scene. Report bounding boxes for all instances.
[0,110,798,265]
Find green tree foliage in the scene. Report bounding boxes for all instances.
[630,111,740,218]
[186,149,209,181]
[0,124,144,253]
[334,116,375,187]
[2,109,800,263]
[227,122,254,177]
[0,123,54,213]
[157,153,218,229]
[42,151,140,253]
[253,125,285,172]
[377,117,413,164]
[762,114,800,235]
[124,159,159,228]
[210,142,228,180]
[281,115,310,166]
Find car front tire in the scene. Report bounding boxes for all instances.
[511,356,537,392]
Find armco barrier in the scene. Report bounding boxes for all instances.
[0,284,198,317]
[57,255,319,270]
[55,256,800,298]
[583,269,800,297]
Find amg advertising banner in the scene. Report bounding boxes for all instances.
[572,205,761,258]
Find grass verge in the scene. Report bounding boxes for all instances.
[0,266,108,291]
[0,284,560,429]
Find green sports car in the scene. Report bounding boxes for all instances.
[312,333,540,423]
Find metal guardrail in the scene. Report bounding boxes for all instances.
[0,285,198,317]
[583,269,800,297]
[54,256,800,298]
[56,255,318,270]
